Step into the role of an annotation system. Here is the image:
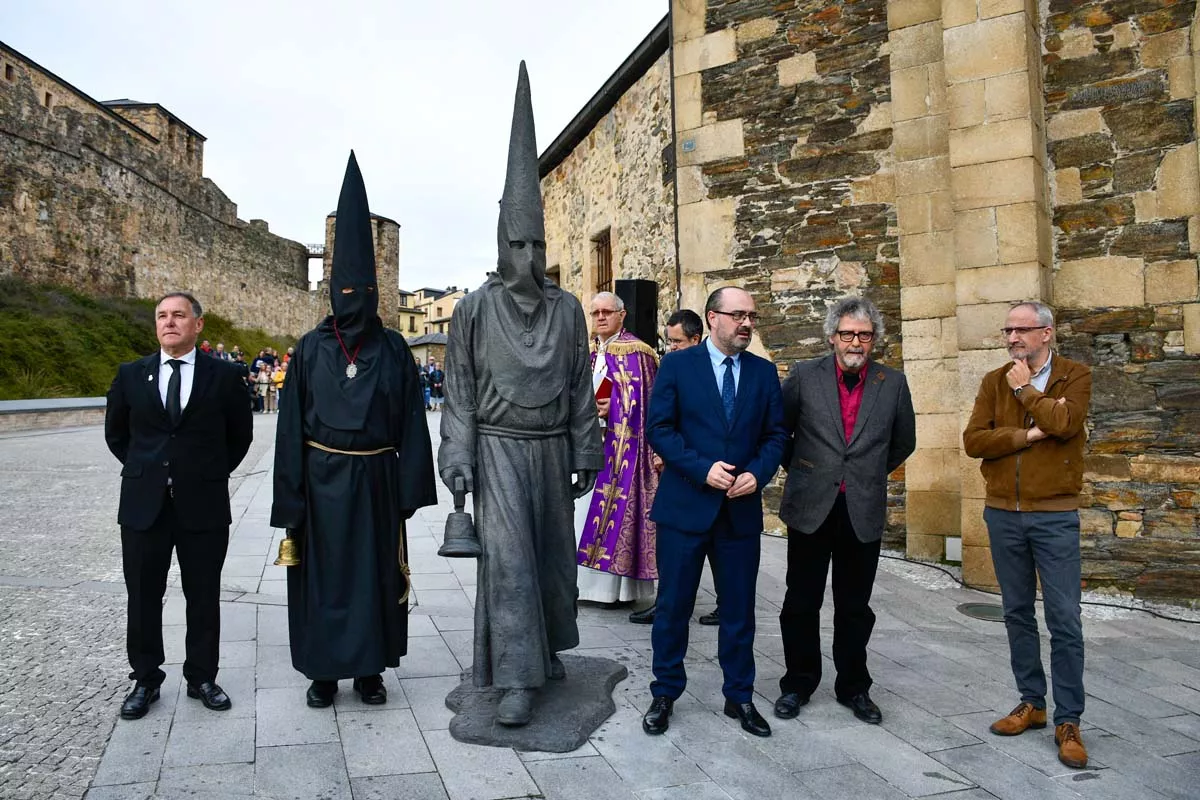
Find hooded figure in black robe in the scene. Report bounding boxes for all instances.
[439,62,603,727]
[271,152,437,707]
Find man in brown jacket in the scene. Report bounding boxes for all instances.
[963,301,1092,770]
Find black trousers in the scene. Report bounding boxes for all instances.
[778,494,881,700]
[121,489,229,689]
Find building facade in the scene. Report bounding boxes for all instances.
[539,2,1200,601]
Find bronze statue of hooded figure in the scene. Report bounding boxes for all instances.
[271,152,437,708]
[438,62,603,727]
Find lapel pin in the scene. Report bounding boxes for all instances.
[147,374,154,382]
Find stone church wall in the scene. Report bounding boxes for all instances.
[540,55,677,326]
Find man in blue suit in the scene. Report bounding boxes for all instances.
[641,287,787,738]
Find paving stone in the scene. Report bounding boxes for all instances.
[82,782,155,799]
[423,729,538,800]
[254,742,351,800]
[401,675,460,731]
[411,572,471,591]
[89,717,171,786]
[258,579,287,596]
[408,613,439,637]
[946,711,1096,775]
[1052,768,1173,800]
[161,716,254,767]
[257,604,290,646]
[395,634,463,679]
[1159,712,1200,743]
[338,708,434,777]
[795,763,909,800]
[155,762,254,797]
[351,773,449,800]
[931,743,1092,800]
[634,782,736,800]
[1075,730,1200,800]
[820,724,976,796]
[674,737,818,800]
[1087,673,1190,719]
[589,703,709,791]
[1086,696,1200,757]
[871,687,983,753]
[519,740,602,761]
[1135,658,1200,690]
[429,614,474,632]
[1145,684,1200,715]
[256,644,308,688]
[255,687,338,747]
[439,628,473,665]
[222,555,267,578]
[412,588,475,617]
[219,639,257,669]
[526,755,638,799]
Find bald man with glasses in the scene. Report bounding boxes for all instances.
[774,296,915,726]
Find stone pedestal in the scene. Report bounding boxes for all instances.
[444,654,627,752]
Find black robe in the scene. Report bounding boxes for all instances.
[271,319,437,680]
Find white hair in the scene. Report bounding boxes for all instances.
[592,291,625,311]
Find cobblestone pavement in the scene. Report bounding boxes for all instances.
[3,415,1200,800]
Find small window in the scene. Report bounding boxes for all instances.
[592,229,612,294]
[408,317,416,332]
[399,295,408,308]
[436,306,443,317]
[4,64,14,82]
[43,91,53,108]
[439,323,445,333]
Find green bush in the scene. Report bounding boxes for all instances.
[0,278,296,400]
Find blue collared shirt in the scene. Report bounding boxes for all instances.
[1029,351,1053,393]
[705,337,741,395]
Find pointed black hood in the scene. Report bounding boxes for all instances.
[496,61,547,303]
[330,151,380,347]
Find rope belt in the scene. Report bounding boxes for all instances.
[304,440,395,456]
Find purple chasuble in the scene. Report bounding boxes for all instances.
[577,330,659,580]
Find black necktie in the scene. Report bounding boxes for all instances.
[166,359,184,426]
[843,370,860,392]
[721,357,736,421]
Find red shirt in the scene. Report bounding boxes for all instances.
[835,360,865,443]
[835,361,865,493]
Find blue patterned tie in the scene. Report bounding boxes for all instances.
[721,356,735,422]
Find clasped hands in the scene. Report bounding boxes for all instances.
[706,461,757,498]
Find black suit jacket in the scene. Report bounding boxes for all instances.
[105,352,254,531]
[778,356,916,543]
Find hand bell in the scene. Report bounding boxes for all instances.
[274,531,300,567]
[438,476,482,558]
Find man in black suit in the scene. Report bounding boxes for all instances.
[105,292,253,720]
[774,296,915,725]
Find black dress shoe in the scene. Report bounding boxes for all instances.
[120,685,160,720]
[307,680,338,708]
[353,675,387,705]
[628,604,656,624]
[839,692,882,724]
[773,692,809,720]
[642,696,673,735]
[186,681,232,711]
[697,608,720,626]
[724,699,771,737]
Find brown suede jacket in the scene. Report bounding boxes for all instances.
[963,353,1092,512]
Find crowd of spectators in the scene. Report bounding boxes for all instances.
[199,340,293,413]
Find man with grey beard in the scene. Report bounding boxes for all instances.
[963,301,1092,769]
[774,296,915,727]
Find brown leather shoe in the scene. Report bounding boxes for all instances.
[989,702,1047,736]
[1055,722,1088,768]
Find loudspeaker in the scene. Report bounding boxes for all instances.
[616,279,658,348]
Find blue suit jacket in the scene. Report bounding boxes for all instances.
[646,341,787,534]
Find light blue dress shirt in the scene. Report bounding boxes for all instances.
[705,337,741,395]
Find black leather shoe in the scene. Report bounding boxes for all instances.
[773,692,809,720]
[724,699,771,737]
[307,680,338,708]
[353,675,387,705]
[698,608,720,626]
[186,681,232,711]
[628,604,656,624]
[120,685,160,720]
[839,692,882,724]
[642,696,673,735]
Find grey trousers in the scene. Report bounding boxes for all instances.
[984,507,1085,725]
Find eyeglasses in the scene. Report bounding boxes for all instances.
[1001,326,1049,336]
[712,310,759,324]
[590,309,623,318]
[835,330,875,343]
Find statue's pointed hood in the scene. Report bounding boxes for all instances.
[496,61,546,305]
[330,151,379,346]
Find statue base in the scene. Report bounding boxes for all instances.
[445,654,628,752]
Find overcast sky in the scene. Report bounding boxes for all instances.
[5,1,668,291]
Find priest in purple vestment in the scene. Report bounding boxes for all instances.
[575,291,660,607]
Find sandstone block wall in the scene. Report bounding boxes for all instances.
[1040,0,1200,599]
[541,56,677,326]
[0,45,398,338]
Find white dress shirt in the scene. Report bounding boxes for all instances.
[158,348,197,411]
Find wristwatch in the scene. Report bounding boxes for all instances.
[1013,384,1031,397]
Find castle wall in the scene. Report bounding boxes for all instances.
[540,55,677,328]
[0,45,401,338]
